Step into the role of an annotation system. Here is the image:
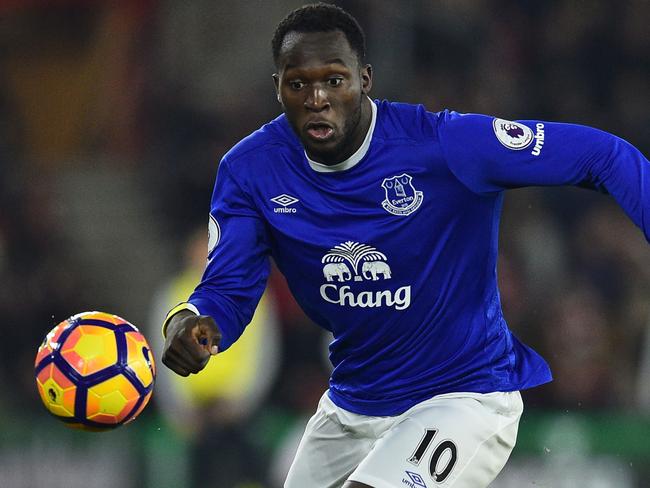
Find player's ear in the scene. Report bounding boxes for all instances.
[360,64,372,95]
[272,73,281,103]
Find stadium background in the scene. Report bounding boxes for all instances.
[1,1,649,486]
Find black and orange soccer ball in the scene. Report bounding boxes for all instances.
[34,311,156,431]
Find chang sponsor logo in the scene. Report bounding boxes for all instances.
[319,241,411,310]
[320,284,411,310]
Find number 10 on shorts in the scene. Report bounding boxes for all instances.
[408,429,458,483]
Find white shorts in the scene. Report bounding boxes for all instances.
[285,390,523,488]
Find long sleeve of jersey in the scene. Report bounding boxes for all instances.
[187,157,271,351]
[439,112,649,242]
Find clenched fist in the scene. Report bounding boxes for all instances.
[162,311,221,377]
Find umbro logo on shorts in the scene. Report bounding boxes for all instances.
[403,471,427,488]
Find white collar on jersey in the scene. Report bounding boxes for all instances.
[305,97,377,173]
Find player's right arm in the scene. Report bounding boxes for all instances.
[161,156,271,376]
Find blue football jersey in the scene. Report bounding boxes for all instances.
[181,100,649,416]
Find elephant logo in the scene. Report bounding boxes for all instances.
[362,261,391,280]
[323,262,352,282]
[321,241,391,282]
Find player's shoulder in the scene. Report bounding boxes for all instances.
[438,109,502,131]
[374,99,437,142]
[222,113,301,170]
[375,99,473,144]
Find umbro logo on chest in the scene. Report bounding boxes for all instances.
[271,193,299,213]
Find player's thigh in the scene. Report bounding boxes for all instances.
[284,395,375,488]
[347,391,523,488]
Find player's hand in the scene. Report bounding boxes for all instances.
[162,311,221,377]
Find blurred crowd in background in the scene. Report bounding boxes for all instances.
[0,1,649,487]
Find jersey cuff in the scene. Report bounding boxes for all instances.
[161,302,200,338]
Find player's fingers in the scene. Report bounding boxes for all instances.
[202,329,221,357]
[178,330,211,364]
[163,347,203,376]
[162,349,193,376]
[161,351,190,377]
[194,318,221,356]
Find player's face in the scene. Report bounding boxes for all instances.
[273,30,373,165]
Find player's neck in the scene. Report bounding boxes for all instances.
[337,96,373,163]
[305,97,375,172]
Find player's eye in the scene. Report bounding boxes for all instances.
[327,77,343,87]
[289,81,305,90]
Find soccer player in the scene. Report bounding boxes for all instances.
[161,3,649,487]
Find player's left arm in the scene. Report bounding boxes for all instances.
[439,113,649,242]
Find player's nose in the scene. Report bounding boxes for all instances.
[304,86,330,111]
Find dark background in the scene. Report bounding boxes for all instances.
[1,1,649,487]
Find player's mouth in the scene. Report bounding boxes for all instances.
[305,121,335,142]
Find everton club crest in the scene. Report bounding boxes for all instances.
[381,173,424,216]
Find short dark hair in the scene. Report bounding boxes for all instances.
[272,2,366,67]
